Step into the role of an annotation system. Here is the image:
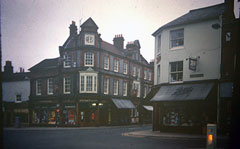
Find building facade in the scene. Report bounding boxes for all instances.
[29,18,153,126]
[151,2,237,134]
[2,61,30,126]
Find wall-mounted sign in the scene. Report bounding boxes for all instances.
[189,57,197,71]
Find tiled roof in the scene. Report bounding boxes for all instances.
[101,40,126,56]
[152,3,226,36]
[2,72,30,82]
[29,58,59,71]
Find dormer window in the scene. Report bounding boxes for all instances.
[85,52,94,67]
[16,94,22,102]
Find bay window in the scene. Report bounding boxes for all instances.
[79,73,98,93]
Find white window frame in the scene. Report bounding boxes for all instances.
[133,66,136,77]
[170,28,184,49]
[63,54,72,68]
[123,81,128,96]
[63,77,71,94]
[36,79,42,95]
[148,72,152,81]
[47,78,54,95]
[103,77,109,94]
[169,61,183,83]
[113,80,119,95]
[113,59,119,72]
[144,70,147,80]
[84,52,94,67]
[123,62,128,74]
[79,73,98,93]
[133,81,140,97]
[104,56,109,70]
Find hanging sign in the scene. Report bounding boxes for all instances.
[189,57,197,71]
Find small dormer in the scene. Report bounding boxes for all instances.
[79,17,100,47]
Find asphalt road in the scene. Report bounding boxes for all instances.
[4,125,207,149]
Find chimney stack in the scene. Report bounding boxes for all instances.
[4,61,13,74]
[113,34,124,50]
[69,21,78,37]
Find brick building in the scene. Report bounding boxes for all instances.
[29,18,153,126]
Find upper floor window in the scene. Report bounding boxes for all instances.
[104,56,109,70]
[157,65,160,84]
[80,73,98,93]
[113,59,119,72]
[64,77,71,94]
[170,61,183,83]
[16,94,22,102]
[133,81,140,97]
[137,67,141,79]
[123,62,128,74]
[170,28,184,49]
[47,78,54,95]
[113,80,119,95]
[85,52,94,67]
[36,79,42,95]
[144,86,147,98]
[144,70,147,80]
[133,66,136,77]
[103,77,109,94]
[64,54,72,68]
[148,72,152,81]
[123,81,128,96]
[157,35,161,53]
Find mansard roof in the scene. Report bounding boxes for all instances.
[152,3,226,36]
[29,58,59,71]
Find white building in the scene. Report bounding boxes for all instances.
[150,2,236,134]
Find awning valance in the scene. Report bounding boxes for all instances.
[112,99,135,109]
[151,83,214,102]
[143,105,153,111]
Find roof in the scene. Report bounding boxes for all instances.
[2,72,30,82]
[152,3,226,36]
[101,40,126,56]
[80,17,98,29]
[29,58,59,71]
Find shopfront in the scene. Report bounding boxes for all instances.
[151,82,217,134]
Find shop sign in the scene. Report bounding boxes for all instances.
[189,57,197,71]
[79,99,98,102]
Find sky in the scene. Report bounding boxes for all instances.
[1,0,224,72]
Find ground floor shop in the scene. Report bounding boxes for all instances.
[30,98,136,127]
[151,81,218,134]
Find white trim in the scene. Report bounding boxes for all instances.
[79,72,98,93]
[113,80,119,95]
[103,77,109,94]
[123,81,128,96]
[113,59,119,72]
[47,78,54,95]
[63,77,71,94]
[104,56,109,70]
[123,62,128,74]
[63,54,71,68]
[36,79,42,96]
[84,52,94,67]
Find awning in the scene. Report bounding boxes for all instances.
[143,105,153,111]
[151,83,214,102]
[112,99,135,109]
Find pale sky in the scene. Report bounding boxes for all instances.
[1,0,224,72]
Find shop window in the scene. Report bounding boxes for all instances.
[80,112,84,121]
[84,52,94,67]
[169,61,183,83]
[170,28,184,49]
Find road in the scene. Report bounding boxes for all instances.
[4,125,208,149]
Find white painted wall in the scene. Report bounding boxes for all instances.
[3,80,30,102]
[154,19,221,85]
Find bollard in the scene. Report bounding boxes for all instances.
[206,124,217,149]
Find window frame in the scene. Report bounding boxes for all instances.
[113,59,119,72]
[16,94,22,103]
[84,52,94,67]
[157,35,161,53]
[169,61,183,83]
[170,28,184,49]
[47,78,54,95]
[63,54,72,68]
[103,77,109,95]
[123,81,128,96]
[133,66,136,77]
[113,80,119,96]
[63,77,71,94]
[79,73,98,93]
[104,56,109,70]
[123,62,128,74]
[133,81,140,97]
[36,79,42,96]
